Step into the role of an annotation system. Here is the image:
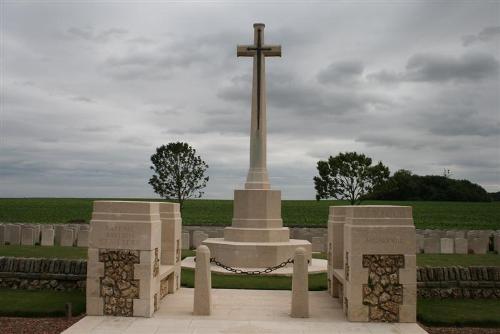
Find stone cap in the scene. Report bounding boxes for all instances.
[93,201,160,215]
[344,205,413,223]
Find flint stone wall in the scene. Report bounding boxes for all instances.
[417,266,500,299]
[0,256,499,299]
[0,256,86,291]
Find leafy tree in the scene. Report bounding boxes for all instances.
[149,142,209,211]
[313,152,390,205]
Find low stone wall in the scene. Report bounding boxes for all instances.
[417,266,500,299]
[1,257,498,300]
[0,257,86,291]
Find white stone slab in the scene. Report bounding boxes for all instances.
[62,289,429,334]
[41,229,55,246]
[77,230,89,247]
[60,229,75,247]
[311,236,325,253]
[21,227,35,246]
[181,232,190,250]
[192,231,208,249]
[8,225,21,245]
[454,238,468,254]
[440,238,454,254]
[423,237,440,254]
[0,225,5,245]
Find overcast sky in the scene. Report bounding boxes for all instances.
[1,1,499,199]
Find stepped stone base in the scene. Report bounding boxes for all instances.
[203,238,312,268]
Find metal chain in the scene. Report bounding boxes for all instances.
[209,257,294,275]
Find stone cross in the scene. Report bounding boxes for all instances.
[237,23,281,190]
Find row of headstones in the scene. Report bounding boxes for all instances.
[0,223,89,247]
[416,230,500,254]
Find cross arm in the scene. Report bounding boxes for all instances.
[262,45,281,57]
[237,45,256,57]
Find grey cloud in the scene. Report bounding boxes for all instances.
[72,96,94,103]
[80,125,121,133]
[370,52,499,83]
[317,61,364,85]
[66,27,128,42]
[218,71,387,118]
[462,26,500,46]
[119,136,150,146]
[405,52,499,82]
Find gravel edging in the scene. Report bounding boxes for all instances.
[0,316,84,334]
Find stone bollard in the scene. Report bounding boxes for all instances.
[193,245,212,315]
[291,247,309,318]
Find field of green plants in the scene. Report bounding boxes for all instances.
[0,198,499,230]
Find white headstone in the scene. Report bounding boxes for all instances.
[311,236,325,252]
[454,238,468,254]
[494,233,500,254]
[192,231,208,249]
[55,225,64,245]
[182,232,190,250]
[21,227,34,246]
[416,235,425,253]
[77,230,89,247]
[469,237,488,254]
[41,228,55,246]
[423,237,440,254]
[60,229,75,247]
[440,238,454,254]
[0,225,5,245]
[8,225,21,245]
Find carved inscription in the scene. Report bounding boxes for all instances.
[362,254,404,322]
[99,249,140,316]
[97,225,141,249]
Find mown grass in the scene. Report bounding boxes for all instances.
[181,269,327,291]
[417,298,500,327]
[0,288,85,317]
[417,254,500,267]
[1,198,499,229]
[0,245,88,259]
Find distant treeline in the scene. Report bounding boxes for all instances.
[490,192,500,201]
[368,169,492,202]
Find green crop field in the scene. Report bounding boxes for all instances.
[0,198,499,229]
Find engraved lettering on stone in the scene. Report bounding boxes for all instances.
[98,225,141,248]
[362,254,404,322]
[99,249,140,316]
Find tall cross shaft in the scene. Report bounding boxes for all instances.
[237,23,281,190]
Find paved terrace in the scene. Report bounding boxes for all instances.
[63,289,428,334]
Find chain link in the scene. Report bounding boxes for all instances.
[209,257,294,275]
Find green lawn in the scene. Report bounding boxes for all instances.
[181,268,327,290]
[1,198,499,229]
[417,298,500,327]
[0,245,88,259]
[417,254,500,267]
[0,288,85,317]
